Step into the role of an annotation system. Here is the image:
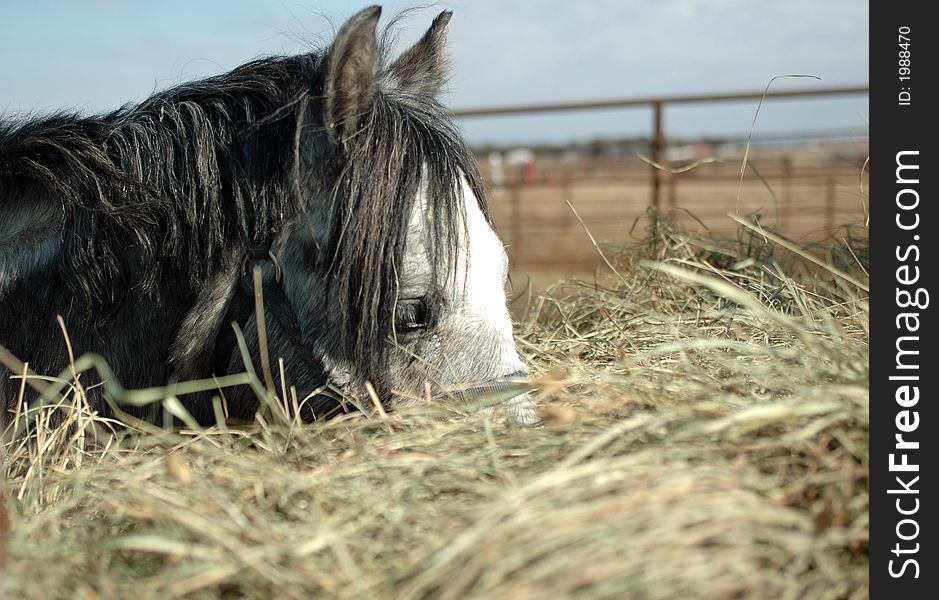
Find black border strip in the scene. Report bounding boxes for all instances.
[871,3,935,596]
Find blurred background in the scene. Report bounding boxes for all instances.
[1,1,869,298]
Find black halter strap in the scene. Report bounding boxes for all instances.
[211,212,297,377]
[208,223,342,421]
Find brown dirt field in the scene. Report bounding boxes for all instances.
[488,153,867,305]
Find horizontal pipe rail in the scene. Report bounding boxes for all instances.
[450,85,869,118]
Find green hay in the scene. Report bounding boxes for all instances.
[2,218,868,599]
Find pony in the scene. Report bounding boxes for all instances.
[0,6,532,428]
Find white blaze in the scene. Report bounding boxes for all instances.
[402,173,526,381]
[456,178,524,375]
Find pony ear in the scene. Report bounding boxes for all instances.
[388,10,452,97]
[325,6,382,142]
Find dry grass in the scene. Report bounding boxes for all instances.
[1,216,868,599]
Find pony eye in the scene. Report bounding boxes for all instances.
[395,298,430,334]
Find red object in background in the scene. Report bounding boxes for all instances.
[521,160,535,184]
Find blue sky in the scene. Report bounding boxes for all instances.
[1,1,868,145]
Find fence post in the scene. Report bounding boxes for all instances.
[825,178,836,231]
[563,173,574,231]
[511,184,522,263]
[668,173,678,220]
[650,101,665,212]
[781,154,792,231]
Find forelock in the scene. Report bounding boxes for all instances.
[322,79,487,389]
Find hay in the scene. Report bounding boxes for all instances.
[1,217,868,599]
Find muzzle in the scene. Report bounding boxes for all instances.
[442,371,539,424]
[445,372,532,403]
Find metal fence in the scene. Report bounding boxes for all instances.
[451,84,869,210]
[448,85,869,284]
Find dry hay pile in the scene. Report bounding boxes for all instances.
[1,219,869,599]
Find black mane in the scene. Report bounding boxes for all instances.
[0,12,488,418]
[1,56,312,306]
